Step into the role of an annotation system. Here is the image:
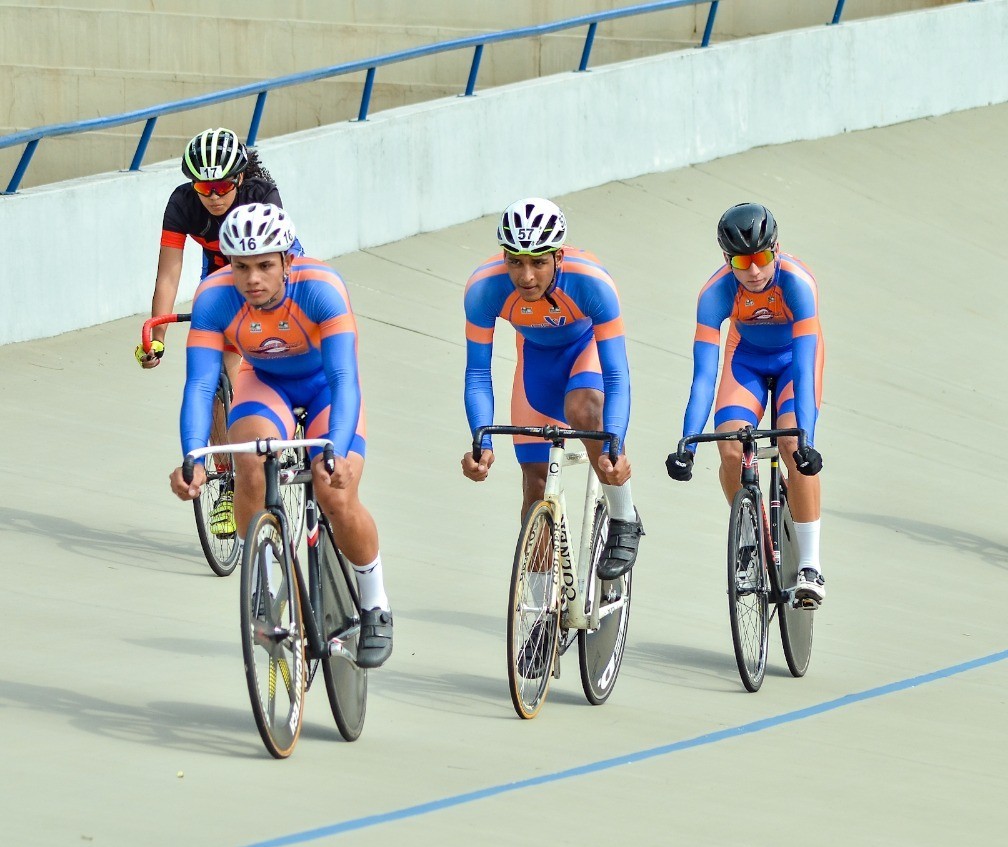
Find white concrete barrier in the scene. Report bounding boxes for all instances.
[1,0,1006,345]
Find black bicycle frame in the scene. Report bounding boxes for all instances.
[678,378,807,607]
[261,449,351,664]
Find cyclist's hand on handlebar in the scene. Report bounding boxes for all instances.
[665,449,694,482]
[135,340,165,369]
[793,444,823,476]
[170,463,205,500]
[597,452,631,486]
[461,449,494,482]
[315,453,356,489]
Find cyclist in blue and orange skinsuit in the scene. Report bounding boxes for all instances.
[666,202,826,606]
[168,203,392,668]
[461,197,644,585]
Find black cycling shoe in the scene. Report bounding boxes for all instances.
[356,608,393,669]
[516,620,550,679]
[596,509,645,580]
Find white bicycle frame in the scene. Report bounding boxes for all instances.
[543,443,629,632]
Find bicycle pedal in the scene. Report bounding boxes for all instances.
[792,597,820,611]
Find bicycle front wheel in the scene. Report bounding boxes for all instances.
[319,522,367,741]
[578,502,632,705]
[777,491,814,677]
[279,423,307,550]
[240,511,306,758]
[193,377,239,576]
[728,489,769,692]
[507,500,560,719]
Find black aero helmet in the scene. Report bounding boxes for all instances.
[181,127,249,181]
[716,203,778,255]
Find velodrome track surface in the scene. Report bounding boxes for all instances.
[3,104,1007,846]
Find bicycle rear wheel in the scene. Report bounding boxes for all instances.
[777,491,814,677]
[728,489,769,692]
[193,375,239,576]
[240,511,306,758]
[578,501,632,705]
[507,500,560,719]
[319,522,367,741]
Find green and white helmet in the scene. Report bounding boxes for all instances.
[219,204,296,257]
[497,197,567,255]
[181,127,248,181]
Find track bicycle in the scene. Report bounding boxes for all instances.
[184,437,367,758]
[142,314,306,576]
[473,425,633,719]
[675,389,815,693]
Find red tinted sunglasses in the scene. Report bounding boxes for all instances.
[192,178,238,197]
[728,249,775,270]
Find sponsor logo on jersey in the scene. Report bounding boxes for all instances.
[250,322,262,333]
[278,321,290,331]
[521,307,533,314]
[255,337,293,356]
[751,308,774,321]
[544,316,567,327]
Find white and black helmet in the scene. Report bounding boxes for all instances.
[219,203,296,257]
[181,127,248,181]
[497,197,567,255]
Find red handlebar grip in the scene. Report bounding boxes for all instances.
[140,313,191,353]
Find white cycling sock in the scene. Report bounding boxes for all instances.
[352,553,390,612]
[602,481,636,522]
[794,519,821,572]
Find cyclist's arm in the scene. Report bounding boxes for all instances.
[596,326,630,450]
[463,280,499,449]
[320,327,362,458]
[682,275,732,440]
[151,242,185,344]
[571,267,631,448]
[783,270,823,446]
[179,285,231,458]
[180,340,224,460]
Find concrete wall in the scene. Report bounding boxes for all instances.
[1,0,1005,345]
[0,0,957,187]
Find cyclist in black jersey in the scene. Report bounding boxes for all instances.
[137,128,302,539]
[136,127,301,370]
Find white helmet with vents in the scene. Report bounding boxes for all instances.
[497,197,567,255]
[219,203,296,257]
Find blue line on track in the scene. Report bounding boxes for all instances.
[244,649,1008,847]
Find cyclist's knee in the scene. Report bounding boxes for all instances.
[234,452,265,487]
[716,439,742,467]
[522,464,547,502]
[316,484,362,521]
[564,388,603,430]
[777,435,799,464]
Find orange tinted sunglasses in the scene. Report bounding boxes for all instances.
[728,249,775,270]
[192,178,238,197]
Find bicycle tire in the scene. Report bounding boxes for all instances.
[318,521,367,741]
[240,511,306,759]
[578,501,632,705]
[193,373,239,576]
[777,491,814,677]
[506,500,560,719]
[728,488,769,692]
[279,423,307,551]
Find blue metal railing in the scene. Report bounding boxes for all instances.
[0,0,933,193]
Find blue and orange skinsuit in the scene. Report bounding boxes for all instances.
[180,257,366,462]
[682,252,824,446]
[464,248,631,464]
